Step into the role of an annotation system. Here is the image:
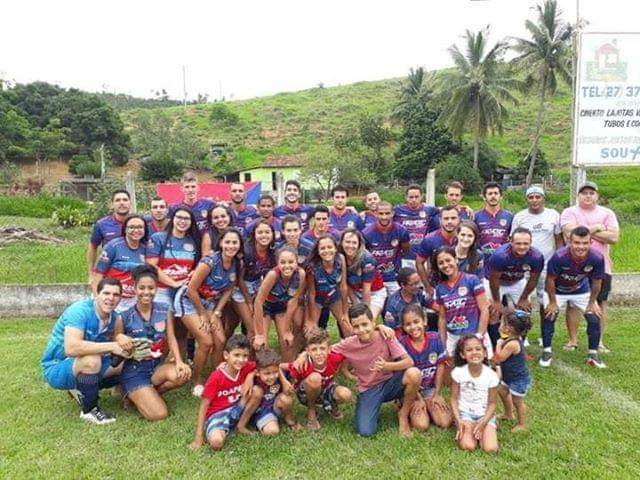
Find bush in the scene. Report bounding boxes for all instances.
[139,156,184,182]
[51,205,91,228]
[435,155,484,194]
[69,154,91,175]
[0,194,87,218]
[513,148,550,181]
[75,161,102,178]
[209,103,240,126]
[0,161,19,185]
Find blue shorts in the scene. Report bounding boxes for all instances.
[460,411,498,428]
[501,376,532,397]
[296,382,337,412]
[204,403,244,436]
[252,404,282,431]
[42,354,113,390]
[173,285,216,317]
[315,291,340,308]
[120,359,163,396]
[264,301,288,316]
[231,279,260,303]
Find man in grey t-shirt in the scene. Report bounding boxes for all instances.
[511,186,564,325]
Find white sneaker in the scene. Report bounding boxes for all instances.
[539,351,553,368]
[192,384,204,397]
[537,337,543,347]
[524,338,530,348]
[67,389,84,407]
[80,406,116,425]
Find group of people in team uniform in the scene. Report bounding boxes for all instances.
[41,171,620,453]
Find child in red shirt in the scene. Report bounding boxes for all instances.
[281,327,353,430]
[190,334,255,451]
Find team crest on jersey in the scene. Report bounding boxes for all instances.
[419,210,426,218]
[269,384,280,395]
[499,219,507,226]
[347,221,354,228]
[139,254,145,262]
[229,273,237,282]
[584,265,593,272]
[184,243,194,252]
[522,264,531,271]
[391,239,399,247]
[429,352,438,364]
[301,213,308,220]
[288,287,298,296]
[155,321,166,332]
[458,286,468,296]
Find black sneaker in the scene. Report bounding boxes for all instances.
[67,389,84,407]
[539,351,553,368]
[80,406,116,425]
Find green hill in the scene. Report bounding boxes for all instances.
[121,76,573,171]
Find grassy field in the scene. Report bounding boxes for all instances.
[1,308,640,479]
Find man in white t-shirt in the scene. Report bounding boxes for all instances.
[511,186,564,322]
[560,181,619,353]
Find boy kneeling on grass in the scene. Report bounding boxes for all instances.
[190,334,254,451]
[281,327,354,430]
[236,349,300,435]
[331,303,421,437]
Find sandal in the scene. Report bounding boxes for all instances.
[562,343,578,352]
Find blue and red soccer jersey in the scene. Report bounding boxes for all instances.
[147,232,197,288]
[399,332,446,392]
[246,217,283,243]
[393,204,440,259]
[243,245,276,283]
[265,267,302,305]
[287,352,344,390]
[454,206,472,221]
[474,208,514,262]
[195,252,239,301]
[254,377,282,412]
[383,289,435,331]
[416,229,457,288]
[458,250,485,278]
[143,215,165,235]
[309,256,342,306]
[360,211,377,229]
[363,222,411,282]
[434,272,485,335]
[203,361,257,419]
[230,205,259,235]
[547,246,606,295]
[90,215,123,247]
[299,229,339,260]
[328,207,364,233]
[170,199,216,237]
[486,243,544,286]
[346,251,384,292]
[119,301,171,358]
[94,237,147,299]
[274,204,315,231]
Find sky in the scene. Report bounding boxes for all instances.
[1,0,638,101]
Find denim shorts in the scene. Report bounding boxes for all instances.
[501,376,532,397]
[252,404,282,431]
[43,354,113,390]
[296,382,337,412]
[231,279,260,303]
[205,403,244,436]
[460,411,497,428]
[120,358,162,396]
[173,285,216,317]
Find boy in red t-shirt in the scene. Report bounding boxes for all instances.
[190,334,255,451]
[281,327,353,430]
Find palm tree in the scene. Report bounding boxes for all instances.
[393,67,434,121]
[438,27,520,170]
[511,0,572,186]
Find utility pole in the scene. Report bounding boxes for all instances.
[569,0,584,205]
[182,65,187,108]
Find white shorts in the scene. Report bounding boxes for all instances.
[353,288,387,314]
[484,278,527,307]
[446,332,494,359]
[384,281,400,297]
[542,292,590,312]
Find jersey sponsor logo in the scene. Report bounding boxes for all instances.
[444,297,467,309]
[458,286,468,296]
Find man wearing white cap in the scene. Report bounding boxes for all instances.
[561,182,619,353]
[511,186,564,323]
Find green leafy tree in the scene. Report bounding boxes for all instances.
[358,115,393,179]
[438,27,520,170]
[511,0,572,186]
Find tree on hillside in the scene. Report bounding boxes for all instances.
[511,0,572,186]
[392,68,458,180]
[437,27,521,170]
[358,115,393,180]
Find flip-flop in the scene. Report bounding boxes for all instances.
[562,343,578,351]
